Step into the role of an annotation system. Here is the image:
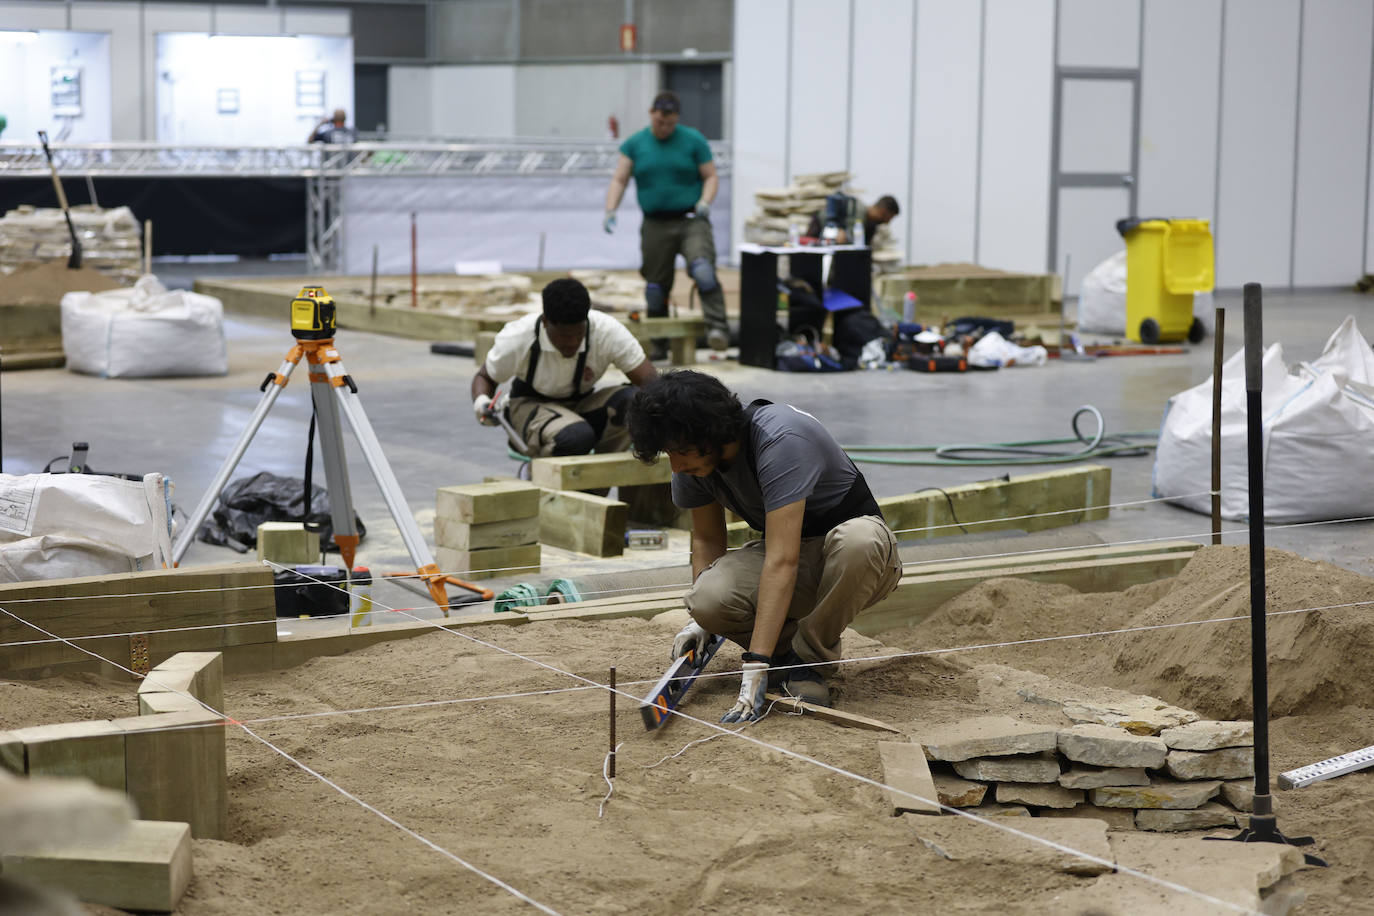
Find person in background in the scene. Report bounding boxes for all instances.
[806,195,901,246]
[628,370,902,723]
[603,90,730,354]
[308,109,358,144]
[472,278,656,457]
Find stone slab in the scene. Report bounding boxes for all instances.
[918,716,1059,762]
[1,819,192,913]
[1159,719,1254,750]
[994,782,1083,809]
[909,816,1113,876]
[975,663,1200,734]
[1135,802,1239,832]
[953,752,1060,783]
[1058,723,1168,768]
[1166,746,1255,781]
[877,741,940,815]
[1090,778,1222,810]
[1058,764,1150,790]
[1035,803,1137,830]
[931,771,987,808]
[10,721,126,791]
[1221,779,1255,812]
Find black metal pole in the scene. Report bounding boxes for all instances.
[608,666,617,779]
[1211,307,1224,545]
[1242,284,1273,823]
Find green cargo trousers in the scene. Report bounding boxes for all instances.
[639,214,728,333]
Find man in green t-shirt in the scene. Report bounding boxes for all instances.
[603,91,729,353]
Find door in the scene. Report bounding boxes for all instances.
[662,63,723,139]
[1049,68,1139,296]
[354,64,389,136]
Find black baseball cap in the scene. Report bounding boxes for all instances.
[651,91,681,114]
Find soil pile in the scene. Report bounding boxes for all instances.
[0,261,123,307]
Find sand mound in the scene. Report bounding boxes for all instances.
[0,261,124,306]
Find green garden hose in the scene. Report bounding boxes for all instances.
[494,582,544,613]
[545,578,584,605]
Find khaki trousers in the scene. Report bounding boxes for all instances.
[685,515,902,675]
[505,386,631,458]
[639,214,728,331]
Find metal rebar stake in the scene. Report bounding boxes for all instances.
[609,666,617,779]
[1205,283,1326,866]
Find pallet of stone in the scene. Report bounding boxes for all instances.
[0,564,277,678]
[435,480,541,580]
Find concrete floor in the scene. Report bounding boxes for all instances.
[6,275,1373,622]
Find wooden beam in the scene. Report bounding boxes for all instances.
[538,489,627,557]
[436,544,540,580]
[435,480,540,525]
[435,514,540,551]
[114,711,227,840]
[530,453,670,491]
[764,694,904,733]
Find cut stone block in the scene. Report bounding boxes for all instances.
[953,752,1060,783]
[877,741,940,815]
[2,819,191,913]
[1135,802,1238,832]
[1090,777,1222,809]
[112,711,227,840]
[970,801,1031,817]
[995,782,1083,809]
[1035,804,1137,830]
[1058,723,1167,768]
[909,816,1113,876]
[436,481,540,524]
[436,543,540,581]
[1166,746,1255,781]
[1058,764,1150,790]
[975,663,1199,734]
[1159,719,1254,750]
[435,514,540,551]
[11,721,125,791]
[1221,779,1255,812]
[931,772,987,808]
[918,716,1059,762]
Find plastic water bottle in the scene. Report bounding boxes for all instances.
[903,291,917,324]
[787,221,800,247]
[349,566,373,627]
[853,220,865,247]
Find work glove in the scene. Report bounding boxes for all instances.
[720,661,769,724]
[670,620,711,663]
[693,198,711,219]
[603,211,617,234]
[472,394,498,427]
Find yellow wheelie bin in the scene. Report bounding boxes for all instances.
[1115,218,1214,344]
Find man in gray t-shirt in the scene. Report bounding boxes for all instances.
[628,371,902,723]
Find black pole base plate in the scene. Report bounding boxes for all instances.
[1205,824,1328,868]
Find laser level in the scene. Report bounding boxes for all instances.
[290,285,337,340]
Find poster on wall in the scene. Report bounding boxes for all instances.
[155,34,353,145]
[0,31,111,142]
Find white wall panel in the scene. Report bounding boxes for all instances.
[283,7,351,37]
[70,2,140,142]
[788,0,850,178]
[0,31,112,142]
[1215,0,1300,288]
[978,0,1054,272]
[514,64,656,139]
[0,1,69,28]
[388,66,434,136]
[911,0,979,265]
[142,4,213,140]
[209,7,281,36]
[1293,0,1373,285]
[429,66,516,137]
[1058,0,1139,68]
[1137,0,1221,221]
[730,0,789,262]
[849,0,914,263]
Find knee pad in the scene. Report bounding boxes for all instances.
[551,421,597,456]
[644,282,666,315]
[688,257,719,294]
[605,386,635,426]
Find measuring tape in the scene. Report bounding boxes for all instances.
[1278,743,1374,789]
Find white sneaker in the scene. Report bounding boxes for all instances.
[707,327,730,351]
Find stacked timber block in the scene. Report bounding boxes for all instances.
[256,521,320,566]
[913,714,1258,832]
[436,481,541,579]
[529,453,677,555]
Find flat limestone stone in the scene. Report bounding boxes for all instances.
[1035,803,1137,830]
[953,752,1060,783]
[1090,777,1222,809]
[909,816,1113,876]
[877,741,940,815]
[995,782,1083,808]
[1135,802,1238,832]
[1159,719,1254,750]
[970,801,1031,817]
[918,716,1059,762]
[1221,779,1255,812]
[11,721,126,791]
[1166,746,1255,781]
[1058,764,1150,790]
[1058,723,1167,768]
[931,772,987,808]
[2,819,191,913]
[974,663,1199,735]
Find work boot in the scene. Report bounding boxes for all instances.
[706,326,730,352]
[771,649,832,707]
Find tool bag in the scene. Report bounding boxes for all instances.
[196,471,365,553]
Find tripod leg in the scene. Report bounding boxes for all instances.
[325,365,452,612]
[172,352,302,564]
[310,373,360,571]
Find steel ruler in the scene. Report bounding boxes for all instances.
[1278,743,1374,789]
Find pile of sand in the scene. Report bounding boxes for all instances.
[0,261,123,307]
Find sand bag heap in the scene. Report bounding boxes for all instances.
[1153,315,1374,522]
[0,205,143,284]
[61,275,229,378]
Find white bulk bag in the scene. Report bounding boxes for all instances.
[1153,316,1374,522]
[1076,250,1214,336]
[0,472,174,582]
[61,276,228,378]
